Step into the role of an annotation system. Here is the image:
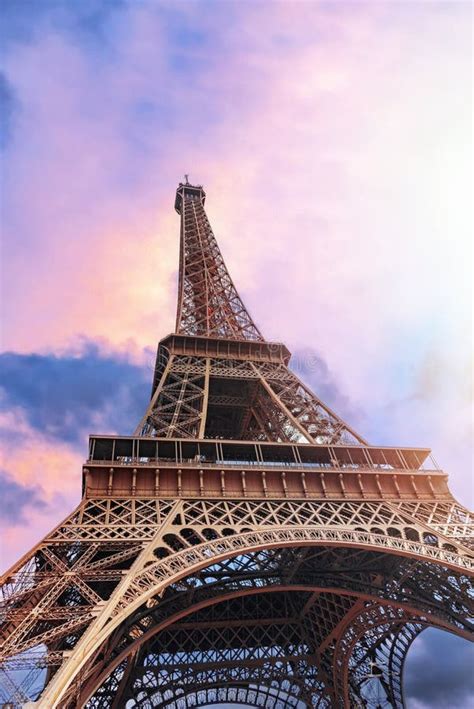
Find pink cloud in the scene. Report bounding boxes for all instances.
[0,409,83,572]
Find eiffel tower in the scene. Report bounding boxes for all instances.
[1,180,472,709]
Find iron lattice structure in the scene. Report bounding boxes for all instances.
[1,181,472,709]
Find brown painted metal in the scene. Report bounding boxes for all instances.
[0,181,472,708]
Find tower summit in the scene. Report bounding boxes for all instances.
[0,182,472,708]
[174,179,205,213]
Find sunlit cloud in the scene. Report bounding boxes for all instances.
[0,407,83,569]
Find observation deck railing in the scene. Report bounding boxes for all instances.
[86,435,439,473]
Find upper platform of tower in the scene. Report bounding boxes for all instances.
[174,180,206,214]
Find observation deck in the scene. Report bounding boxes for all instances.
[83,435,448,501]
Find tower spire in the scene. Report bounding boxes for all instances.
[174,180,263,341]
[137,182,367,443]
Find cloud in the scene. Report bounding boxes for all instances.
[0,72,18,149]
[0,340,151,446]
[290,347,366,434]
[0,341,153,571]
[0,0,127,50]
[367,347,474,507]
[0,469,46,522]
[405,628,474,708]
[0,405,85,571]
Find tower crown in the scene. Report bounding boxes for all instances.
[174,181,206,214]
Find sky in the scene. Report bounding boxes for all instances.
[0,0,472,706]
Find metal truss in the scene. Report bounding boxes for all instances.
[68,541,471,707]
[137,354,367,444]
[390,501,474,549]
[1,181,472,707]
[1,496,472,706]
